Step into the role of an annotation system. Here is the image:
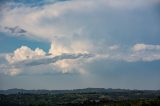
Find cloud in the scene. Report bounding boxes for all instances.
[0,0,159,57]
[4,26,26,34]
[12,53,93,67]
[90,43,160,62]
[108,45,119,51]
[132,44,160,52]
[0,0,70,7]
[111,44,160,62]
[6,46,46,64]
[1,0,159,42]
[0,54,8,64]
[128,44,160,62]
[0,26,29,38]
[48,41,91,56]
[1,43,160,76]
[0,42,94,76]
[0,0,160,76]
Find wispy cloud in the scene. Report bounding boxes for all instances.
[132,44,160,52]
[96,44,160,62]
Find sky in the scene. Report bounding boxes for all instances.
[0,0,160,90]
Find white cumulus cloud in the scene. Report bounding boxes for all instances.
[6,46,46,64]
[0,42,93,76]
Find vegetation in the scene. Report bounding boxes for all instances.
[0,88,160,106]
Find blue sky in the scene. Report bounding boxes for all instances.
[0,0,160,90]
